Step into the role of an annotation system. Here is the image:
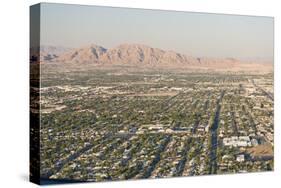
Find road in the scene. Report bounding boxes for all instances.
[208,90,225,174]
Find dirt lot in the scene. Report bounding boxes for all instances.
[247,143,273,158]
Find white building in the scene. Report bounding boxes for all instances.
[223,136,252,147]
[236,154,245,162]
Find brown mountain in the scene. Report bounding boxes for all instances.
[51,43,198,65]
[56,44,107,63]
[100,44,165,64]
[39,43,273,72]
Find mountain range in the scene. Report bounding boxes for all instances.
[33,43,273,71]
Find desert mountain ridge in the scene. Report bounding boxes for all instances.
[31,43,273,71]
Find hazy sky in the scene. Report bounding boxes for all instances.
[40,3,274,58]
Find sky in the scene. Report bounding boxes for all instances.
[39,3,274,59]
